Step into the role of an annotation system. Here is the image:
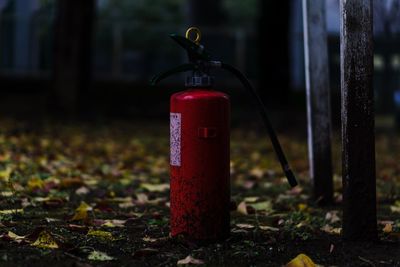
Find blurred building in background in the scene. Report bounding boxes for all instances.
[0,0,399,118]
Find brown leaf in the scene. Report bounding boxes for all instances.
[59,177,85,189]
[383,223,393,233]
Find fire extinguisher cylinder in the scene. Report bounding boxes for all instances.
[170,89,230,241]
[151,27,298,242]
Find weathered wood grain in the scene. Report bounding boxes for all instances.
[302,0,334,205]
[340,0,377,241]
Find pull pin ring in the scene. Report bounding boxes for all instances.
[185,27,201,45]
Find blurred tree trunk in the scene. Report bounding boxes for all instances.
[381,32,395,114]
[52,0,95,116]
[188,0,225,26]
[258,1,290,107]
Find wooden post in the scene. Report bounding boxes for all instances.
[340,0,377,240]
[53,0,95,115]
[302,0,333,205]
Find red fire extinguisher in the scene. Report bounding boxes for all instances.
[151,27,297,242]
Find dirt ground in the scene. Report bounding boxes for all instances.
[0,119,398,267]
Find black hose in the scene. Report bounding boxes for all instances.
[221,63,298,187]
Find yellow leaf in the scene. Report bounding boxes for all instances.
[31,231,59,249]
[101,219,126,228]
[140,183,169,192]
[71,202,92,221]
[0,167,12,182]
[87,229,113,240]
[244,196,259,203]
[286,254,316,267]
[0,191,13,197]
[27,177,44,190]
[298,203,308,212]
[249,167,264,178]
[0,209,23,215]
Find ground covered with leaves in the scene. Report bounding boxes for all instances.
[0,119,398,266]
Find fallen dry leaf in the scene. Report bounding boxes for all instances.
[177,255,205,265]
[236,223,255,229]
[390,200,400,213]
[320,224,341,235]
[250,201,273,212]
[0,167,12,182]
[142,236,158,243]
[75,186,90,195]
[383,223,393,233]
[249,167,264,178]
[285,253,316,267]
[140,183,169,192]
[325,211,340,223]
[237,201,248,215]
[329,244,334,253]
[100,219,126,228]
[0,191,13,197]
[27,177,44,191]
[5,231,27,243]
[87,229,114,240]
[71,201,92,221]
[259,225,279,232]
[59,177,85,188]
[31,231,59,249]
[244,196,259,203]
[298,203,308,212]
[0,209,23,215]
[88,250,114,261]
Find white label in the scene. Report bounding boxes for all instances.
[170,113,181,166]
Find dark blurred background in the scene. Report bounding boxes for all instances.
[0,0,399,129]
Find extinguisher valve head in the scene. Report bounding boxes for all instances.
[185,75,214,87]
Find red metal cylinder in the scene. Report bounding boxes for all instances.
[170,88,230,241]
